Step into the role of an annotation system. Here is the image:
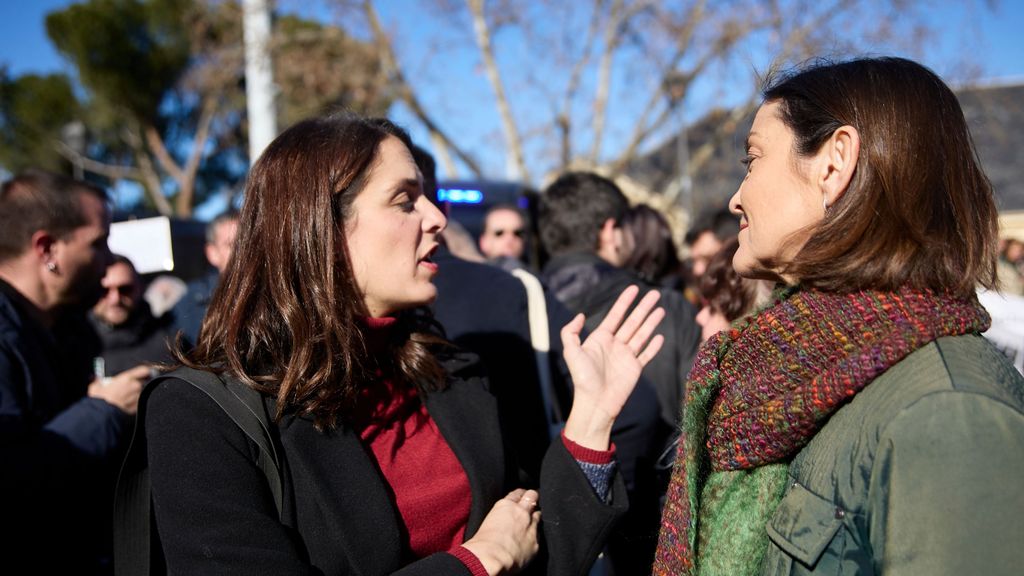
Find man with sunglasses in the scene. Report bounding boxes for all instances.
[478,204,528,269]
[90,255,176,378]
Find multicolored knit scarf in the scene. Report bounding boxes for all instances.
[653,286,990,576]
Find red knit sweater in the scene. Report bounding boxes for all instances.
[355,317,613,575]
[354,317,484,574]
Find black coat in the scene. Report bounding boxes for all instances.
[431,249,662,496]
[0,278,127,572]
[144,352,627,575]
[431,249,574,481]
[542,252,700,430]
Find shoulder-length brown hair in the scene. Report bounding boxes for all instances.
[766,57,997,298]
[178,114,446,430]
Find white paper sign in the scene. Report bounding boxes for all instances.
[108,216,175,274]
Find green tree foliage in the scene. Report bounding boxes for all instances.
[0,69,79,174]
[19,0,393,216]
[45,0,191,124]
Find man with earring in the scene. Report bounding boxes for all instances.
[0,169,150,573]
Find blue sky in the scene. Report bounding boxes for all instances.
[1,0,1022,214]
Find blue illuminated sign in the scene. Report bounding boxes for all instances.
[437,188,484,204]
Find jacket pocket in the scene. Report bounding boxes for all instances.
[765,482,845,571]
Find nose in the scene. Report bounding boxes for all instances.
[421,195,447,234]
[728,188,742,218]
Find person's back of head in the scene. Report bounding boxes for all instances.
[410,144,438,203]
[621,204,681,285]
[539,172,629,261]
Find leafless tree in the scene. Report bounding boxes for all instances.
[324,0,993,202]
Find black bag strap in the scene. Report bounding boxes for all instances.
[113,367,282,576]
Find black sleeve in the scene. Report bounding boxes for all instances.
[539,438,628,576]
[146,379,317,575]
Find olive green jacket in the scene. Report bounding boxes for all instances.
[761,334,1024,575]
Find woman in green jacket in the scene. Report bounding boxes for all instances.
[653,56,1024,575]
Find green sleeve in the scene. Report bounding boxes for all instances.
[868,392,1024,575]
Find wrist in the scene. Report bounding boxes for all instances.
[460,541,508,576]
[563,402,614,451]
[451,546,490,576]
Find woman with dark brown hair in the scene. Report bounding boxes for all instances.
[134,114,666,575]
[653,57,1024,575]
[620,203,684,289]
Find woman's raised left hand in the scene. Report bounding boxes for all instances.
[561,285,665,451]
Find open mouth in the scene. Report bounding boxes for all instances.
[419,244,440,271]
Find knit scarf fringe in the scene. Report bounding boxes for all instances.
[653,286,990,575]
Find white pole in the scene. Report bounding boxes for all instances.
[243,0,277,165]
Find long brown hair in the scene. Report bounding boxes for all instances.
[178,114,446,430]
[765,57,997,298]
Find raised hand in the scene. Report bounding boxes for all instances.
[461,488,541,575]
[561,285,665,450]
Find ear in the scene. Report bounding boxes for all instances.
[815,124,860,208]
[31,230,57,263]
[597,218,618,250]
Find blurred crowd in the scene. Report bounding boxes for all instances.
[2,55,1023,576]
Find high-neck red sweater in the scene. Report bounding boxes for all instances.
[353,316,484,574]
[353,317,615,575]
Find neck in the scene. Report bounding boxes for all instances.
[360,315,398,354]
[0,260,56,328]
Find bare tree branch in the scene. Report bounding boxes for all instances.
[362,0,484,176]
[56,139,175,215]
[175,95,221,216]
[555,0,602,169]
[588,0,623,163]
[467,0,529,181]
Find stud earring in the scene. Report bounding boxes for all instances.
[46,262,58,273]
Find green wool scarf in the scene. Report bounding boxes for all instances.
[652,286,990,576]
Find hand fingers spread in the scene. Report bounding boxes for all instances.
[627,305,666,355]
[594,285,640,334]
[637,334,666,368]
[560,313,585,352]
[615,289,662,344]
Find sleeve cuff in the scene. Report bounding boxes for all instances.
[450,546,489,576]
[561,430,616,464]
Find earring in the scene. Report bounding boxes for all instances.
[823,196,830,213]
[46,262,58,273]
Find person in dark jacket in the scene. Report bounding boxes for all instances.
[170,209,238,344]
[0,169,151,573]
[538,171,702,576]
[89,255,176,377]
[414,145,574,481]
[139,113,667,575]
